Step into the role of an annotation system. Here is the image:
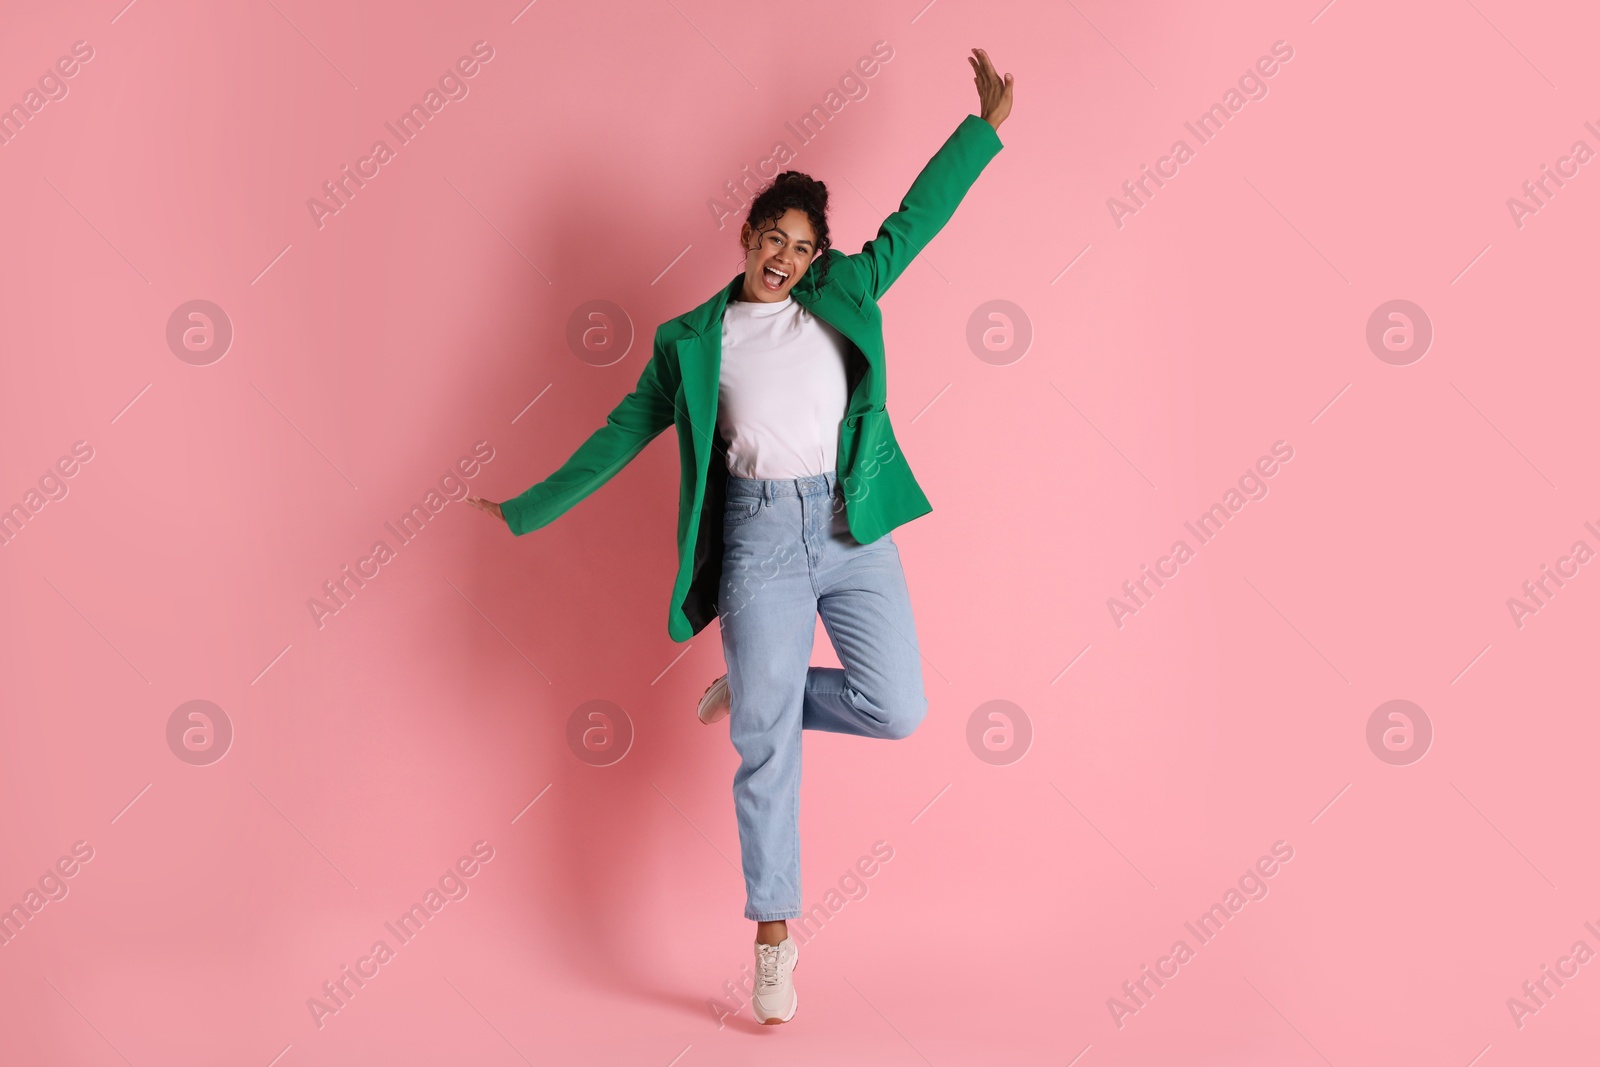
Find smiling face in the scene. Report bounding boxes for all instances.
[738,208,817,302]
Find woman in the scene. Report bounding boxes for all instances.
[468,48,1013,1024]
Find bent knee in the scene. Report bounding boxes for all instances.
[880,692,929,740]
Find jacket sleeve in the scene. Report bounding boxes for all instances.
[847,113,1004,303]
[499,333,679,536]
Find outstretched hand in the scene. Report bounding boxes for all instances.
[969,48,1014,132]
[465,495,504,522]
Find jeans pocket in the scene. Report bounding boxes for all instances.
[723,495,763,528]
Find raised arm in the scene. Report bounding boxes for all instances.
[494,333,679,536]
[847,48,1014,302]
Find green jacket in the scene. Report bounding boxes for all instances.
[502,113,1004,642]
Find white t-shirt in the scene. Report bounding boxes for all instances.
[716,295,851,479]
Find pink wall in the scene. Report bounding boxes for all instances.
[3,0,1597,1063]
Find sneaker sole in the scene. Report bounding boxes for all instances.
[697,681,730,725]
[758,990,796,1024]
[756,986,797,1024]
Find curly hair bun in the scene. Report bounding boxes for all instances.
[770,171,829,207]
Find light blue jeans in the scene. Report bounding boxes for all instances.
[717,469,929,921]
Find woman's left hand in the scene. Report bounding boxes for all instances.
[465,495,504,522]
[969,48,1014,132]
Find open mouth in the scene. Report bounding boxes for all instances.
[762,265,789,292]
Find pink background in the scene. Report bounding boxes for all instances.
[3,0,1597,1063]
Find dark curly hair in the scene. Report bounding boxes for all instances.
[744,170,833,288]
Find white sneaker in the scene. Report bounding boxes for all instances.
[697,675,730,725]
[750,937,799,1024]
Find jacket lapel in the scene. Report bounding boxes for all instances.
[672,272,739,444]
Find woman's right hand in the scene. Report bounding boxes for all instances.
[969,47,1014,132]
[465,495,505,522]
